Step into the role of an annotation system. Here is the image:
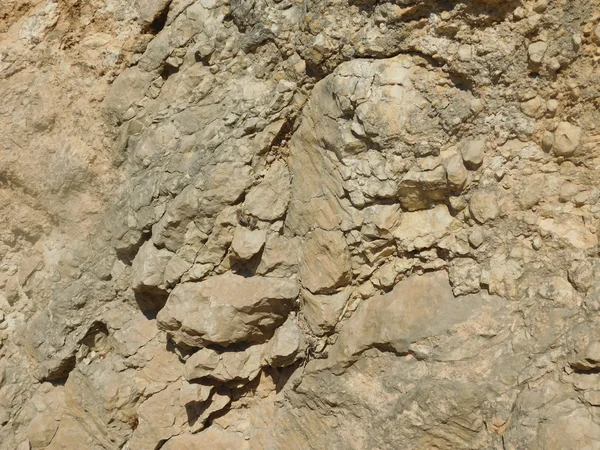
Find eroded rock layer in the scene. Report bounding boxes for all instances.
[2,0,600,448]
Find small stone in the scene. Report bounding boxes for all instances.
[546,99,558,114]
[559,182,580,202]
[470,98,484,114]
[231,227,267,261]
[457,44,472,62]
[469,190,499,224]
[532,0,548,13]
[520,96,545,118]
[528,41,548,64]
[469,227,484,248]
[264,317,306,367]
[595,23,600,43]
[553,122,582,157]
[532,235,542,250]
[541,131,554,151]
[445,154,468,191]
[461,140,485,170]
[573,191,589,206]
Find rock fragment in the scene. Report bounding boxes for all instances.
[157,273,299,347]
[461,140,485,170]
[299,230,352,294]
[230,227,267,261]
[552,122,582,156]
[469,190,499,223]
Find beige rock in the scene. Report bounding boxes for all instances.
[162,426,250,450]
[255,234,299,277]
[27,412,59,449]
[131,240,174,292]
[264,316,306,367]
[157,273,299,347]
[448,258,481,295]
[552,122,582,156]
[128,382,186,450]
[231,227,267,260]
[185,344,265,383]
[330,271,498,366]
[244,161,291,221]
[393,204,455,251]
[528,41,547,64]
[299,229,352,294]
[520,96,545,118]
[461,140,485,170]
[302,288,351,336]
[469,190,499,223]
[445,154,469,191]
[137,0,171,27]
[179,381,214,407]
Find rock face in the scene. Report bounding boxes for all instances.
[2,0,600,449]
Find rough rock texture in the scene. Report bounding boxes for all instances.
[2,0,600,448]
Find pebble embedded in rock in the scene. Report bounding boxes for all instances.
[469,190,499,223]
[461,140,485,170]
[553,122,582,157]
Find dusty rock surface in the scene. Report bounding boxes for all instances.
[2,0,600,448]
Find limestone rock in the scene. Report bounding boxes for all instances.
[230,227,267,261]
[162,426,250,450]
[469,189,499,223]
[244,161,291,221]
[393,204,455,251]
[264,316,306,367]
[299,230,352,294]
[131,240,174,293]
[302,288,351,336]
[329,271,502,366]
[185,345,265,383]
[461,140,485,170]
[157,272,299,347]
[552,122,582,156]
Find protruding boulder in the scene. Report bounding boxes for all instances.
[185,345,265,383]
[157,273,299,347]
[264,317,306,367]
[230,227,267,261]
[461,140,485,170]
[302,288,351,336]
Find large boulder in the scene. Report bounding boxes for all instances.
[157,272,299,347]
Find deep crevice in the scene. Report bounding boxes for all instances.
[145,3,170,35]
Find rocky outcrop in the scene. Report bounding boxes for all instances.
[2,0,600,449]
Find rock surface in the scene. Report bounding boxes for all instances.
[1,0,600,449]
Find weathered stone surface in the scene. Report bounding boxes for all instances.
[299,230,352,294]
[264,316,306,367]
[131,240,174,293]
[244,160,291,221]
[157,273,299,347]
[185,344,265,383]
[461,140,485,169]
[469,189,500,223]
[552,122,582,156]
[302,288,351,336]
[3,0,600,449]
[230,227,267,261]
[329,271,499,365]
[393,204,456,251]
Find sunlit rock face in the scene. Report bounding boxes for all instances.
[2,0,600,448]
